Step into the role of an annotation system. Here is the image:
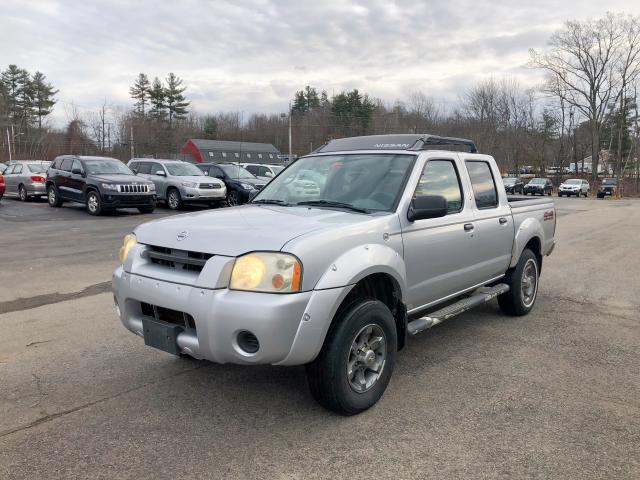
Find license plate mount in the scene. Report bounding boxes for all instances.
[142,317,183,355]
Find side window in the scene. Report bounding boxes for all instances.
[71,159,82,173]
[414,160,463,214]
[14,164,23,174]
[150,163,163,175]
[245,165,257,175]
[5,165,15,174]
[60,158,73,171]
[209,166,224,178]
[465,161,498,209]
[258,166,270,177]
[138,162,152,174]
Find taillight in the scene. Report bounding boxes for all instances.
[31,175,46,182]
[0,175,4,184]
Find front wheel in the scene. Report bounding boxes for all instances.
[167,188,182,210]
[498,248,539,316]
[306,300,397,416]
[86,190,103,216]
[47,185,63,207]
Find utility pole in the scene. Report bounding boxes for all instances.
[130,125,134,159]
[288,101,292,162]
[6,128,11,162]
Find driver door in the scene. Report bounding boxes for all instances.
[401,156,478,310]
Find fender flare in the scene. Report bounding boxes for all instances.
[313,243,407,299]
[511,217,543,268]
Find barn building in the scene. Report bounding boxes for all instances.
[180,139,281,164]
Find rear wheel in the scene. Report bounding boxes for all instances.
[306,300,397,416]
[47,185,63,207]
[19,185,28,201]
[167,188,182,210]
[86,190,103,216]
[498,248,539,316]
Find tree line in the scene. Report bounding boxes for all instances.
[0,64,57,130]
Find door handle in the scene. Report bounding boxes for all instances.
[499,217,508,225]
[464,223,474,231]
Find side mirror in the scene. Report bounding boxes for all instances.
[407,195,448,222]
[155,170,166,176]
[131,168,138,175]
[71,168,83,175]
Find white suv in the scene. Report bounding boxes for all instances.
[240,163,285,182]
[559,179,589,197]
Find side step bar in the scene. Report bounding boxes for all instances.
[407,283,510,336]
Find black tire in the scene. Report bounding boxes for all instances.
[86,190,103,216]
[166,188,182,210]
[47,184,63,207]
[498,248,539,316]
[306,300,397,416]
[227,190,239,206]
[558,192,563,197]
[138,205,155,214]
[19,184,28,202]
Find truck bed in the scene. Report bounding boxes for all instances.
[508,195,556,259]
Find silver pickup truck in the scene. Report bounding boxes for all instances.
[113,134,556,415]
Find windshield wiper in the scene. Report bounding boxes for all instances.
[252,199,292,206]
[296,200,369,213]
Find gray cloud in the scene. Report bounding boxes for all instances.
[1,0,638,125]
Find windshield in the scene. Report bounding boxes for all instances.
[165,163,204,176]
[27,164,49,173]
[529,178,545,184]
[83,159,132,175]
[503,177,518,183]
[252,153,415,212]
[602,178,616,185]
[565,179,581,185]
[220,164,255,179]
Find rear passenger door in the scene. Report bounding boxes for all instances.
[57,158,74,199]
[464,159,514,284]
[401,156,478,309]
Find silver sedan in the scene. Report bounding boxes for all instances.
[3,161,51,201]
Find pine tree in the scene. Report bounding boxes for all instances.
[1,64,31,126]
[29,71,58,129]
[129,73,151,117]
[165,72,189,127]
[203,116,217,139]
[292,86,321,113]
[148,77,166,120]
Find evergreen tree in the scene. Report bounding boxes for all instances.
[1,64,31,126]
[292,85,320,113]
[29,71,58,129]
[203,116,217,139]
[165,72,189,127]
[148,77,166,120]
[129,73,151,117]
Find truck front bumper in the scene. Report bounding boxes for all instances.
[112,266,349,366]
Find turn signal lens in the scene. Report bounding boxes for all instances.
[119,233,137,264]
[230,252,302,293]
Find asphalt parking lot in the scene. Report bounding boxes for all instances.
[1,196,639,479]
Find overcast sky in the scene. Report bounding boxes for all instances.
[2,0,639,126]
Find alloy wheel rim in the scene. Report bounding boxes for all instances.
[20,188,26,200]
[48,188,55,204]
[521,259,538,308]
[228,192,237,205]
[169,192,178,208]
[346,324,387,393]
[88,194,98,212]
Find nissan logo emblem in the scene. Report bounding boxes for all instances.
[176,231,189,241]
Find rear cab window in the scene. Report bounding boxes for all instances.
[60,158,73,172]
[465,160,498,209]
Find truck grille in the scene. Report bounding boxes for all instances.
[118,184,149,193]
[145,245,213,272]
[198,183,222,189]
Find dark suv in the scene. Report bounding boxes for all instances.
[46,155,157,215]
[195,163,266,205]
[597,178,618,198]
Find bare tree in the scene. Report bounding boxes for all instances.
[531,13,624,180]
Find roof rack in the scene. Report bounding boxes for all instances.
[314,134,477,154]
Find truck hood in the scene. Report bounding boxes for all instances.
[134,204,375,256]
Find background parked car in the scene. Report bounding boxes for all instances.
[196,163,266,205]
[240,163,285,182]
[0,173,5,201]
[0,163,7,174]
[502,176,524,194]
[1,160,50,201]
[559,179,589,197]
[47,155,156,215]
[597,178,617,198]
[128,159,226,210]
[523,178,553,196]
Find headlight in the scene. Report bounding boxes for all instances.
[119,233,137,264]
[102,183,118,191]
[180,181,197,188]
[230,252,302,293]
[148,183,156,192]
[240,182,255,190]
